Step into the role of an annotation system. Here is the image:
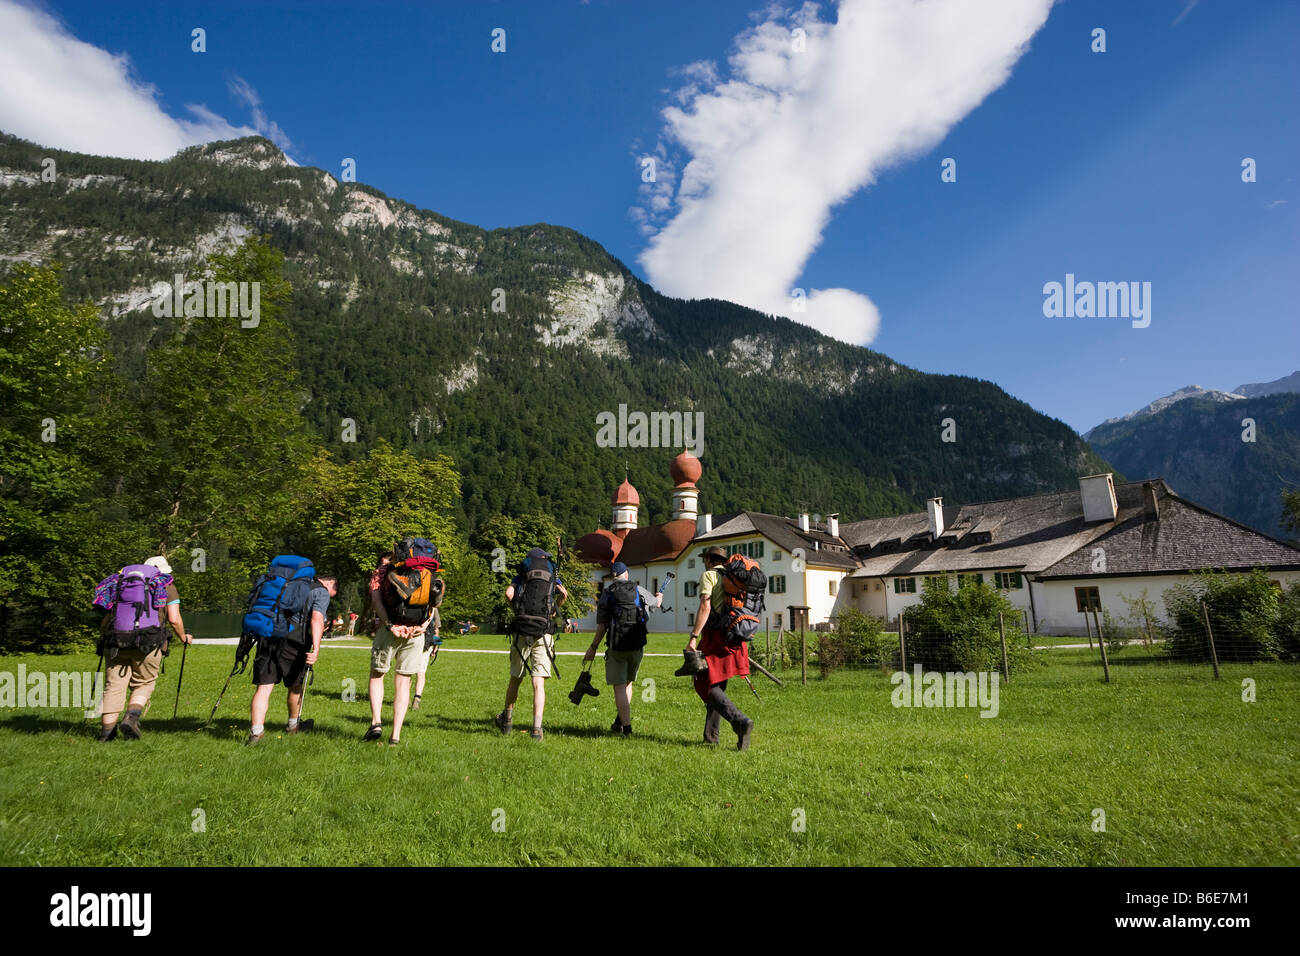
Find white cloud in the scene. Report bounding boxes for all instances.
[0,0,290,161]
[635,0,1053,345]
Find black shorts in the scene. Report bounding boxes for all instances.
[252,637,310,688]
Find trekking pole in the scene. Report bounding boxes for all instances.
[742,675,762,702]
[299,664,314,726]
[172,638,189,719]
[207,640,251,727]
[66,648,106,736]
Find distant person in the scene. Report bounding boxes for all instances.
[92,556,192,742]
[244,555,336,746]
[583,562,661,735]
[365,539,442,745]
[679,545,753,750]
[347,611,359,636]
[495,548,568,741]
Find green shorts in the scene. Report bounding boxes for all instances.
[371,626,425,675]
[604,647,643,686]
[510,634,555,679]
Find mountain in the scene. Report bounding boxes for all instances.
[1235,370,1300,399]
[1085,393,1300,541]
[1084,385,1245,437]
[0,132,1112,538]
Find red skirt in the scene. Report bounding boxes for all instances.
[693,627,749,702]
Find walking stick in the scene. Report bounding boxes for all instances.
[172,638,189,719]
[207,635,253,726]
[748,656,785,687]
[742,675,762,702]
[299,663,314,729]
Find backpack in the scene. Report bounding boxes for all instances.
[605,580,647,652]
[394,537,441,570]
[242,555,318,641]
[92,564,171,654]
[717,553,766,646]
[381,539,443,627]
[512,553,558,641]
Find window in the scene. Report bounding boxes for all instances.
[684,581,698,598]
[829,579,838,596]
[688,613,695,627]
[734,541,765,559]
[893,577,916,594]
[652,577,659,594]
[1074,586,1100,612]
[769,575,787,594]
[774,613,783,629]
[957,573,983,588]
[774,550,783,561]
[995,571,1022,590]
[924,575,946,592]
[688,559,696,569]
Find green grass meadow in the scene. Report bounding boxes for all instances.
[1,633,1296,866]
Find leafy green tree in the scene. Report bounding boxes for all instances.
[0,264,142,648]
[1283,488,1300,541]
[132,236,314,609]
[473,512,597,627]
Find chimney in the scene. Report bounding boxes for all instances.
[827,513,839,537]
[696,513,712,535]
[1079,473,1118,523]
[927,498,944,539]
[798,513,810,532]
[1142,481,1159,520]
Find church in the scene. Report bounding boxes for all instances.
[573,454,1300,636]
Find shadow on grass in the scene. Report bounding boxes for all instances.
[429,713,700,747]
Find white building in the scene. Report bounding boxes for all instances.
[575,459,1300,635]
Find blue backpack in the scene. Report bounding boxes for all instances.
[242,556,317,641]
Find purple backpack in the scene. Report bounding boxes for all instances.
[93,565,171,650]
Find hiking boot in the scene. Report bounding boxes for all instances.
[118,709,142,740]
[245,729,264,747]
[287,719,314,735]
[362,724,383,742]
[98,725,118,743]
[530,727,543,741]
[703,709,721,745]
[734,716,754,752]
[494,711,512,736]
[674,649,708,677]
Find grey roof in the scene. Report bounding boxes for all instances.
[1037,494,1300,578]
[842,480,1172,578]
[695,511,858,570]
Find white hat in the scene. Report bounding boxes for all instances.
[144,556,173,575]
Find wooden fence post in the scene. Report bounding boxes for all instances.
[899,612,907,673]
[1092,606,1110,683]
[800,627,807,686]
[1083,610,1094,650]
[998,611,1010,684]
[766,618,771,668]
[1201,600,1221,680]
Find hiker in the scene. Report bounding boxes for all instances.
[364,539,442,745]
[495,547,568,741]
[412,577,446,711]
[93,556,192,742]
[679,545,754,750]
[245,558,337,746]
[583,562,661,735]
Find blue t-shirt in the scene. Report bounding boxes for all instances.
[305,584,331,621]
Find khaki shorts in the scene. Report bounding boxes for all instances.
[510,634,555,679]
[605,647,643,686]
[103,647,164,719]
[371,627,426,675]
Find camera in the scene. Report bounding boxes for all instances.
[568,669,600,705]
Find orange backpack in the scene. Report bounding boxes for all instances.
[717,554,767,645]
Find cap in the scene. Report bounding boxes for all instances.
[144,556,173,575]
[611,561,629,576]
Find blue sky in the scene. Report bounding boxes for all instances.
[2,0,1297,432]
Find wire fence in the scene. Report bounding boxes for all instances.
[750,597,1300,685]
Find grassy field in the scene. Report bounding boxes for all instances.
[1,633,1296,866]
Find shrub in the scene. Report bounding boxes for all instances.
[1275,582,1300,662]
[1162,570,1281,662]
[813,608,890,677]
[902,579,1037,674]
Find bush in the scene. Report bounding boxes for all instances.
[1275,582,1300,662]
[813,608,890,677]
[902,579,1037,675]
[1162,570,1281,662]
